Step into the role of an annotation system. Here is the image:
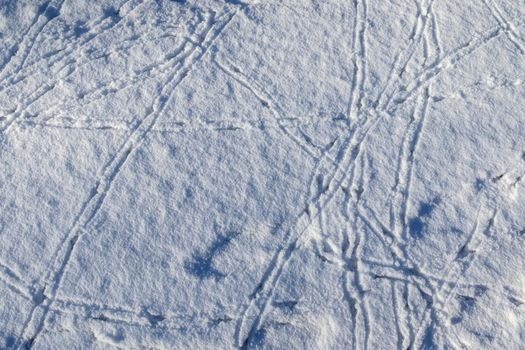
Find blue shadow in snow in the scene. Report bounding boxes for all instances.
[409,198,440,238]
[184,230,240,281]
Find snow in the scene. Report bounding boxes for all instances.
[0,0,524,348]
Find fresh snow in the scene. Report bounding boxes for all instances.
[0,0,525,349]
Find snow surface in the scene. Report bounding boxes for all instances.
[0,0,525,348]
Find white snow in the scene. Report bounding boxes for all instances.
[0,0,525,349]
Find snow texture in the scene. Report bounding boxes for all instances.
[0,0,525,349]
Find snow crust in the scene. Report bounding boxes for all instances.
[0,0,525,348]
